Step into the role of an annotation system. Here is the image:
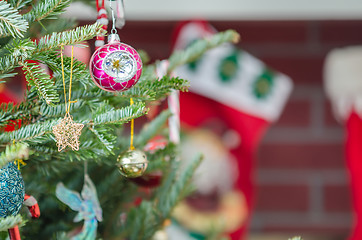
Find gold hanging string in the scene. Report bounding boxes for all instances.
[16,159,26,170]
[60,45,67,108]
[60,45,76,113]
[12,140,26,170]
[129,98,135,150]
[53,45,84,152]
[68,46,75,113]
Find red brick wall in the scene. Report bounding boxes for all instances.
[238,21,361,236]
[90,20,362,236]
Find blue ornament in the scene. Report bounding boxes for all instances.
[0,162,25,218]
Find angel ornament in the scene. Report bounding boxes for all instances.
[56,174,103,240]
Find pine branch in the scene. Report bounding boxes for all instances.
[5,38,36,60]
[124,154,202,239]
[0,102,146,145]
[0,215,23,231]
[0,72,17,79]
[89,126,116,153]
[127,201,157,240]
[167,29,240,74]
[38,100,85,118]
[156,153,203,217]
[0,101,35,129]
[0,55,18,78]
[0,38,35,79]
[7,0,32,10]
[0,119,57,144]
[24,0,72,22]
[0,0,29,38]
[39,50,94,90]
[0,142,29,168]
[20,61,59,105]
[115,86,157,101]
[92,102,146,126]
[134,110,172,147]
[35,23,105,53]
[136,76,189,99]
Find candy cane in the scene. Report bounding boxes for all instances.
[95,0,108,50]
[156,60,180,144]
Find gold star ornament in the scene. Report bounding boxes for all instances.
[52,113,84,151]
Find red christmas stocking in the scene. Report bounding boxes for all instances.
[170,21,293,240]
[346,112,362,240]
[325,46,362,240]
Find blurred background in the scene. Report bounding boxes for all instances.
[75,1,358,239]
[66,0,362,239]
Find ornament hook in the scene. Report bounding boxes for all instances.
[108,0,125,31]
[109,2,117,34]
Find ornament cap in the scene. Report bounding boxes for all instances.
[108,33,120,43]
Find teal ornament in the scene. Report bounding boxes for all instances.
[218,50,239,83]
[0,162,25,218]
[253,69,275,99]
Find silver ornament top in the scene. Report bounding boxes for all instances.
[108,33,120,43]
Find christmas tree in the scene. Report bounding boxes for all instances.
[0,0,239,239]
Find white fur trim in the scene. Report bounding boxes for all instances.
[98,8,107,15]
[173,22,292,122]
[324,46,362,121]
[24,196,37,207]
[95,40,105,47]
[97,18,109,26]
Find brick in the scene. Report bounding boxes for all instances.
[263,225,350,235]
[324,100,340,127]
[261,56,324,84]
[258,143,345,169]
[275,100,311,127]
[83,20,174,61]
[256,184,309,211]
[211,21,308,45]
[324,185,352,212]
[320,20,362,45]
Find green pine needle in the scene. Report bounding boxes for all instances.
[135,109,172,147]
[92,102,146,126]
[35,23,105,53]
[24,0,72,22]
[21,61,60,105]
[0,0,29,38]
[0,215,24,231]
[89,126,116,153]
[0,119,57,144]
[167,29,240,73]
[0,142,29,168]
[5,38,36,60]
[7,0,32,10]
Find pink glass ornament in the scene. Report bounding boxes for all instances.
[89,34,142,92]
